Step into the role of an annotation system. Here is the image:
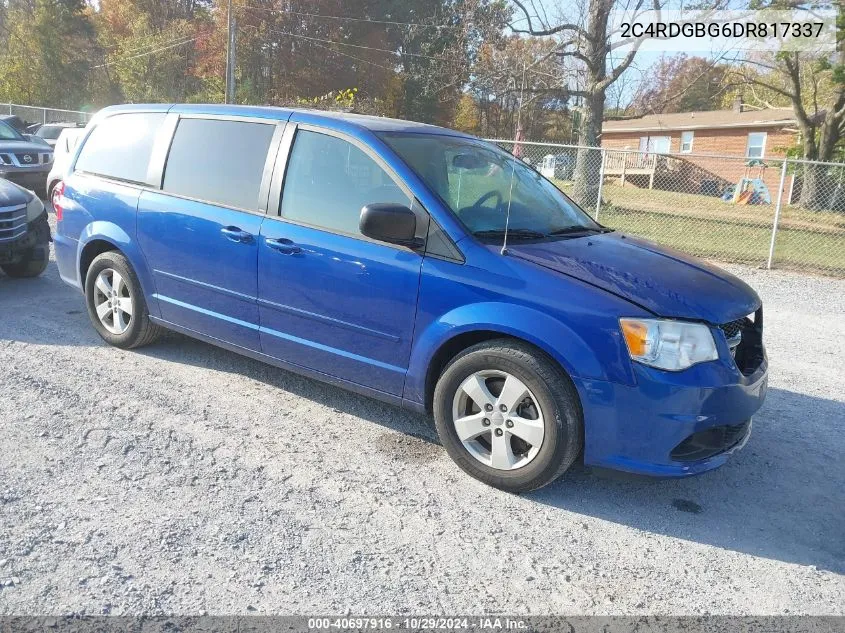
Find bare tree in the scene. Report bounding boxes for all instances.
[510,0,657,205]
[732,44,845,209]
[510,0,728,206]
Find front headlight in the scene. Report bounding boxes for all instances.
[620,318,718,371]
[25,194,45,222]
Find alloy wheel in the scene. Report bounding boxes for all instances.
[451,370,545,471]
[93,268,133,335]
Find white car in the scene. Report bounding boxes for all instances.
[34,122,82,148]
[46,126,85,199]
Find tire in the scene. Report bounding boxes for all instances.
[1,244,49,278]
[433,339,583,493]
[1,223,50,279]
[84,251,162,349]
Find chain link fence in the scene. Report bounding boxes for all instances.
[2,105,842,276]
[3,103,92,126]
[491,139,845,278]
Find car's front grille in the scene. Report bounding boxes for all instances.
[14,152,39,165]
[0,204,28,242]
[670,420,751,462]
[718,308,764,376]
[720,317,750,341]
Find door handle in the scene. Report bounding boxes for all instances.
[265,237,302,255]
[221,226,254,243]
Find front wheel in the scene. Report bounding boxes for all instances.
[1,243,49,278]
[433,339,583,493]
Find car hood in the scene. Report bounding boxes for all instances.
[0,177,32,206]
[507,232,761,324]
[0,140,51,154]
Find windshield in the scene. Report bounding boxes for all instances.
[37,125,64,140]
[380,133,602,242]
[0,121,24,141]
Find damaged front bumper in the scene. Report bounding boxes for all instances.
[0,211,51,265]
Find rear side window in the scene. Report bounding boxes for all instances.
[281,130,410,236]
[75,113,165,184]
[163,118,276,211]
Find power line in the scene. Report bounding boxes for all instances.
[115,32,196,56]
[306,39,399,73]
[102,26,191,51]
[259,26,459,63]
[240,4,457,30]
[92,38,197,69]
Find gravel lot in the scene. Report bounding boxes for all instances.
[0,214,843,616]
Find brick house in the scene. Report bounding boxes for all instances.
[600,101,798,200]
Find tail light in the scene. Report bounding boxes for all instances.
[52,181,65,221]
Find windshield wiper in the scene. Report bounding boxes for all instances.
[548,226,613,236]
[473,229,547,240]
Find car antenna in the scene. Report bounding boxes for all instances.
[503,61,527,256]
[500,158,517,256]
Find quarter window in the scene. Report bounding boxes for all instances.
[163,118,276,210]
[75,113,165,184]
[746,132,766,158]
[680,131,694,153]
[280,130,411,236]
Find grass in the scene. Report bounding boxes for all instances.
[554,181,845,277]
[445,170,845,276]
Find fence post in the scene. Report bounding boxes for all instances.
[42,108,47,124]
[767,159,789,270]
[594,149,606,221]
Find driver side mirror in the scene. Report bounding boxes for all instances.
[359,203,422,248]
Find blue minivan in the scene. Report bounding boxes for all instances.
[54,105,768,492]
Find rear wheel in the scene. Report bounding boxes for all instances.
[84,251,162,349]
[433,339,583,493]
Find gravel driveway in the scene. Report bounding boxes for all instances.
[1,215,843,616]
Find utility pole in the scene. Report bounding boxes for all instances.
[225,0,236,104]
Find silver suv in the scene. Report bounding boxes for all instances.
[0,120,53,194]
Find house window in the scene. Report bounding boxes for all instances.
[680,131,694,153]
[639,135,671,154]
[746,132,767,158]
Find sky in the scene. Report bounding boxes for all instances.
[510,0,839,105]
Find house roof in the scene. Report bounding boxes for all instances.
[602,108,796,133]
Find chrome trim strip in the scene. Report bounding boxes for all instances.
[0,227,27,242]
[154,294,259,330]
[256,296,400,342]
[153,269,254,302]
[260,323,404,374]
[0,207,28,241]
